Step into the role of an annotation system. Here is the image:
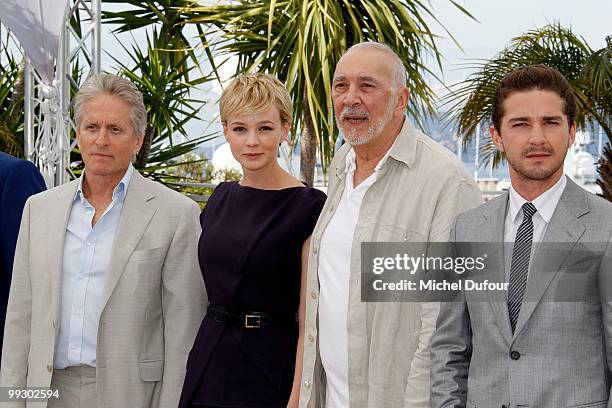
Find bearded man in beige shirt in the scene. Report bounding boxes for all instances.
[298,42,482,408]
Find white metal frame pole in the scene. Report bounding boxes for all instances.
[92,0,101,75]
[23,0,102,186]
[57,19,68,186]
[24,65,35,162]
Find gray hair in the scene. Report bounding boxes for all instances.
[74,73,147,137]
[341,42,407,91]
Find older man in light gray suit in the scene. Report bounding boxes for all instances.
[431,65,612,408]
[0,74,206,408]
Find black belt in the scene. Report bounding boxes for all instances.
[206,304,298,329]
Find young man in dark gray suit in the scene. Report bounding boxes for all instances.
[431,65,611,408]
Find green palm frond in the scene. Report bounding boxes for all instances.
[102,0,219,83]
[597,143,612,200]
[580,36,612,132]
[0,39,24,157]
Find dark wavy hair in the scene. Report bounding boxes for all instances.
[492,64,576,132]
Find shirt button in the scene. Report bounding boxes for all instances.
[76,309,82,315]
[313,247,318,255]
[47,364,53,373]
[328,205,335,212]
[77,274,83,280]
[303,380,311,388]
[310,291,318,300]
[87,241,93,246]
[307,334,315,342]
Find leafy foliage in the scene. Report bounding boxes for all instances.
[0,33,24,157]
[102,1,213,67]
[597,143,612,201]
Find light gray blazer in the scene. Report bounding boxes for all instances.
[0,171,207,408]
[431,177,612,408]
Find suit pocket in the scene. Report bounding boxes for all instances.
[567,401,608,408]
[139,359,164,382]
[131,247,162,262]
[359,223,427,242]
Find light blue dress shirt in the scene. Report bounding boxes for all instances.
[54,165,134,369]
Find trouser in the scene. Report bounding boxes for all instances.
[47,365,97,408]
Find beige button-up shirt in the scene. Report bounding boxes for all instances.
[299,120,482,407]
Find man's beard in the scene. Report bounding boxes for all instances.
[508,145,566,181]
[338,99,395,146]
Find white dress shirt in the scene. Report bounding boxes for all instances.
[54,165,133,369]
[503,174,567,281]
[318,145,394,408]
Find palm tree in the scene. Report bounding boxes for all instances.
[185,0,475,186]
[443,24,612,199]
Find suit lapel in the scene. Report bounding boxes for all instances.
[481,193,514,343]
[512,179,587,338]
[100,172,157,313]
[47,181,79,329]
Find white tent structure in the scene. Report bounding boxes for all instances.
[0,0,101,186]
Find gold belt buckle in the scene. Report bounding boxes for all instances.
[245,314,261,328]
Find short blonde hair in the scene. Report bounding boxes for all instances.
[220,73,293,125]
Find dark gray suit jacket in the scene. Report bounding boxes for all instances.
[431,177,612,408]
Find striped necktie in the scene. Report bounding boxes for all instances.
[507,202,537,334]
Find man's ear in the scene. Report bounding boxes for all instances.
[490,125,504,152]
[395,86,409,116]
[567,122,577,147]
[134,133,144,154]
[76,130,82,150]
